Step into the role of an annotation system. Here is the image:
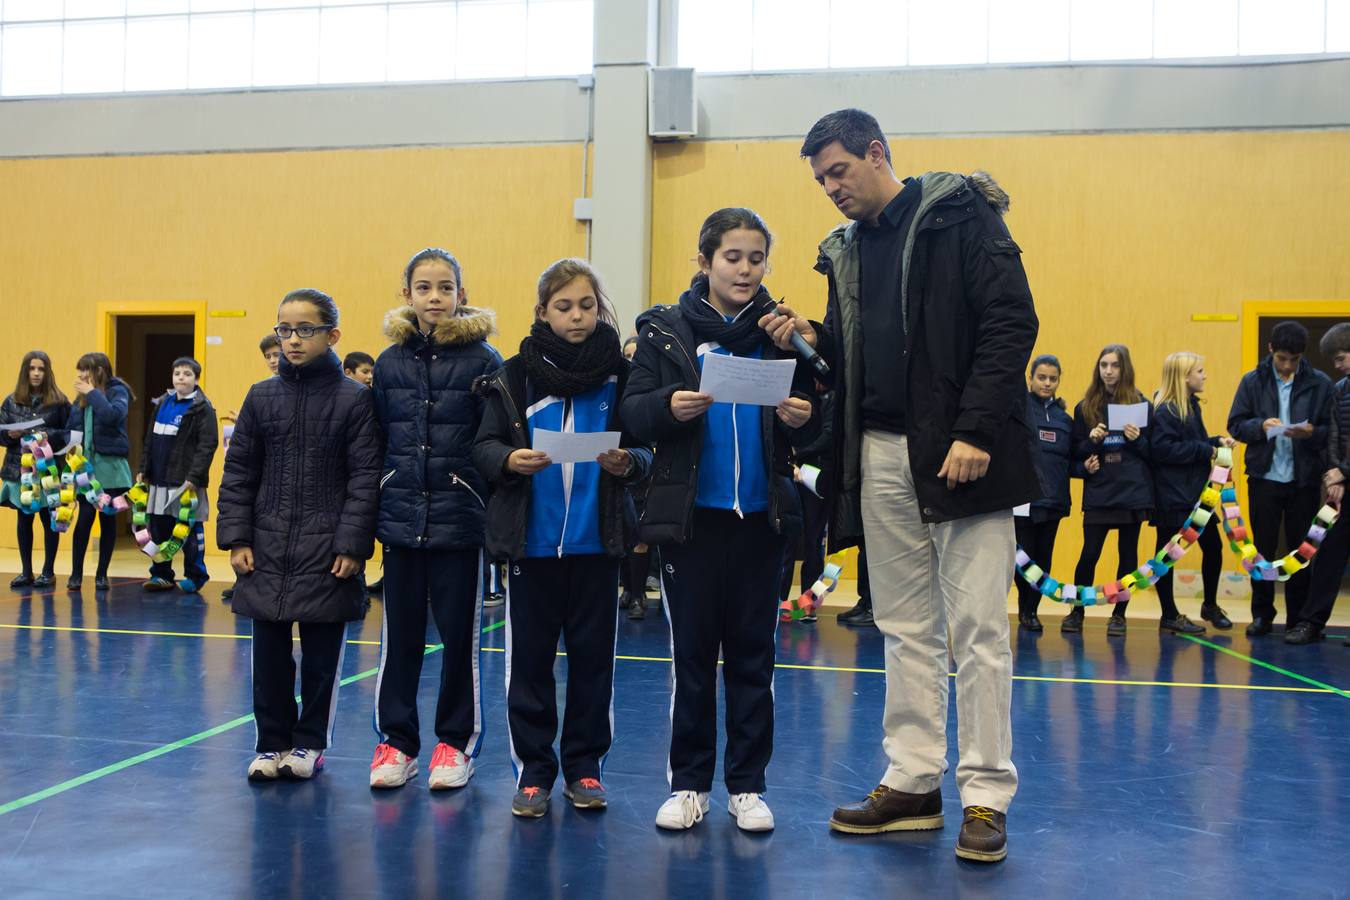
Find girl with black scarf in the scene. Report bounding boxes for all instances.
[474,258,651,819]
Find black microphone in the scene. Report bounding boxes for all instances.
[760,295,829,378]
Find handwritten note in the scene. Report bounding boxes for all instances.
[698,353,796,406]
[1107,402,1149,431]
[531,429,621,465]
[1264,420,1308,439]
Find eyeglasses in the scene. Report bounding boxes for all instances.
[273,324,334,340]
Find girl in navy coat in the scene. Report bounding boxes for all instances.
[1150,352,1231,635]
[621,208,818,833]
[66,352,135,592]
[1067,344,1152,636]
[1015,355,1092,631]
[219,289,382,781]
[474,258,651,817]
[368,248,501,791]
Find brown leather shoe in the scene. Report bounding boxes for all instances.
[955,806,1007,862]
[829,784,943,834]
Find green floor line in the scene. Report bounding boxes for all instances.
[1179,634,1350,700]
[0,636,462,817]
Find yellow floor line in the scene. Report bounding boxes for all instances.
[2,622,1337,695]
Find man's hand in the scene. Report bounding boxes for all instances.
[758,304,817,352]
[230,546,254,575]
[331,554,360,579]
[937,440,990,490]
[671,391,714,423]
[1287,422,1315,440]
[507,449,551,475]
[776,396,811,429]
[597,449,632,476]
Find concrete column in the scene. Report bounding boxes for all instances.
[590,0,658,334]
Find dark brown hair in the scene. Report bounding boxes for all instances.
[691,207,773,290]
[537,258,618,328]
[75,351,136,408]
[13,350,67,408]
[1082,344,1143,428]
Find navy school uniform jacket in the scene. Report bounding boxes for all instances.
[473,355,651,562]
[1025,392,1076,517]
[619,299,821,546]
[1072,399,1154,513]
[373,306,501,551]
[66,377,133,458]
[1151,396,1222,515]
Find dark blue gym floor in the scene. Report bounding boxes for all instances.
[1,578,1347,900]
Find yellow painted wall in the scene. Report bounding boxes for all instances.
[0,144,588,555]
[652,131,1350,580]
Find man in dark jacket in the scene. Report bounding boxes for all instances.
[1227,321,1332,636]
[763,109,1037,864]
[1292,322,1350,645]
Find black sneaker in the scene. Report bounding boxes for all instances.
[837,605,875,627]
[627,596,646,621]
[1200,604,1232,629]
[33,573,55,589]
[94,576,111,591]
[829,785,943,834]
[618,590,633,609]
[1246,617,1273,637]
[1107,615,1127,636]
[511,785,550,818]
[143,577,175,592]
[1284,622,1323,645]
[10,573,34,588]
[1060,607,1084,634]
[836,600,870,624]
[1018,613,1043,632]
[1160,614,1206,635]
[222,586,235,601]
[66,575,82,591]
[955,806,1007,863]
[563,778,607,810]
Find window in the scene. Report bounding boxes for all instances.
[677,0,1349,72]
[0,0,593,97]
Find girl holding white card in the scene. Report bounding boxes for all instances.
[1066,344,1153,636]
[474,258,650,818]
[620,208,818,833]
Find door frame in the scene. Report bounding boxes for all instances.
[1240,300,1350,373]
[96,300,208,384]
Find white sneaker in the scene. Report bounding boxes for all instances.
[369,743,418,788]
[655,790,710,830]
[427,742,474,790]
[279,748,324,779]
[728,793,775,832]
[247,752,283,781]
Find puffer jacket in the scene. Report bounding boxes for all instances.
[373,306,501,551]
[0,394,71,482]
[67,378,133,458]
[137,390,219,488]
[217,349,381,623]
[473,354,652,562]
[812,171,1040,549]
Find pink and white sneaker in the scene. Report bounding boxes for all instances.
[427,742,474,790]
[369,742,418,789]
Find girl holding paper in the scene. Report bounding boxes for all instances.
[474,257,650,818]
[368,248,501,791]
[1066,344,1153,636]
[1,351,70,588]
[1149,352,1231,635]
[620,208,818,833]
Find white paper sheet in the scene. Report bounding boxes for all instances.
[530,429,621,465]
[799,464,822,498]
[3,418,46,434]
[1013,503,1031,517]
[697,353,796,406]
[54,430,83,455]
[1107,402,1150,431]
[1264,420,1309,439]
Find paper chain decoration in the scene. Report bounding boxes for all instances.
[129,482,199,563]
[18,432,77,531]
[1016,447,1341,606]
[780,561,844,622]
[62,446,133,517]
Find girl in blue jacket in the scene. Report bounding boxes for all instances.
[1015,355,1092,631]
[369,248,501,791]
[67,352,135,592]
[474,258,651,818]
[1149,352,1231,635]
[620,208,818,834]
[1067,344,1152,636]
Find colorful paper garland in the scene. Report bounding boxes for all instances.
[1015,447,1340,606]
[128,482,199,563]
[62,446,133,517]
[17,432,77,531]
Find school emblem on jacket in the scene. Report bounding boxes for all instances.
[1038,429,1056,443]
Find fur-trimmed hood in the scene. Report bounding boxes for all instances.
[969,170,1010,215]
[382,304,497,347]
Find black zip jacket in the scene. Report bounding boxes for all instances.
[619,302,820,545]
[1151,397,1221,514]
[137,390,219,488]
[1226,355,1331,487]
[217,349,381,624]
[473,355,652,562]
[1072,400,1153,513]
